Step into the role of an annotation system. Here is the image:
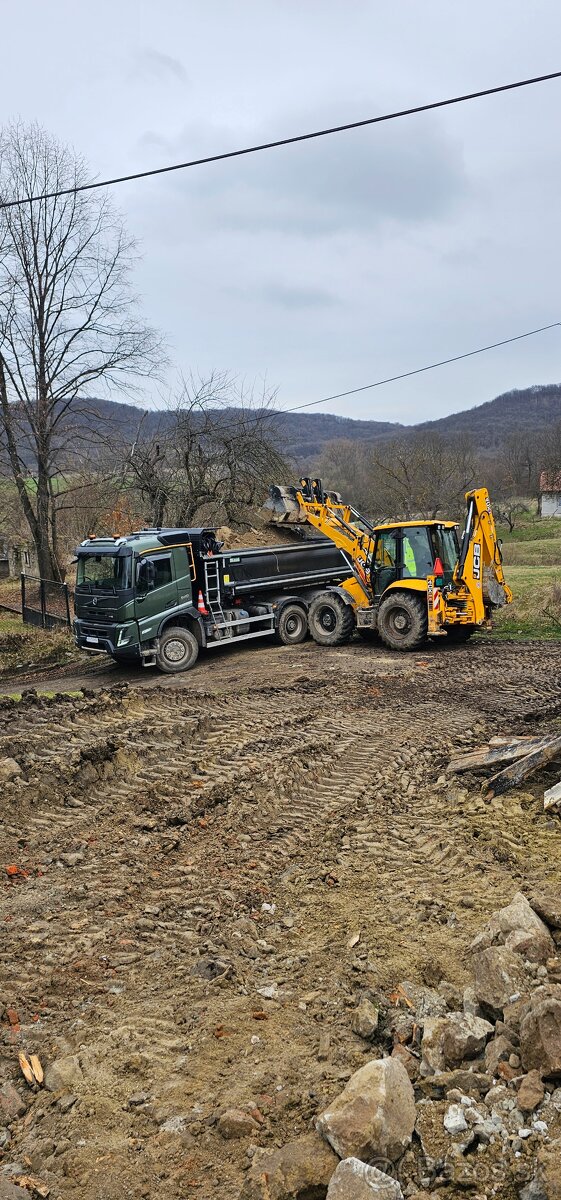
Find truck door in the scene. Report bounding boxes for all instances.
[136,552,178,643]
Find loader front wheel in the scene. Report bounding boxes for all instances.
[276,603,308,645]
[308,593,355,646]
[377,590,427,651]
[156,626,199,673]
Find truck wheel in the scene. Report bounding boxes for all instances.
[276,603,308,645]
[446,626,474,643]
[155,626,199,673]
[377,590,427,651]
[308,593,355,646]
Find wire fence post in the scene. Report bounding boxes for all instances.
[20,572,26,616]
[64,582,71,627]
[39,578,46,629]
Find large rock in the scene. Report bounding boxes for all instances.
[520,996,561,1078]
[0,758,21,783]
[0,1183,31,1200]
[472,892,554,964]
[326,1157,403,1199]
[0,1083,26,1120]
[351,998,379,1040]
[218,1108,260,1139]
[517,1069,545,1113]
[531,892,561,931]
[239,1134,338,1200]
[420,1012,493,1074]
[316,1057,415,1163]
[44,1054,83,1092]
[471,946,530,1017]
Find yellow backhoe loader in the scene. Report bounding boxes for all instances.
[266,479,512,651]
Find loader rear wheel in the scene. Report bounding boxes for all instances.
[377,590,427,651]
[308,593,355,646]
[276,603,308,645]
[156,626,199,673]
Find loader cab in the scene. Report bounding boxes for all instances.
[371,522,460,595]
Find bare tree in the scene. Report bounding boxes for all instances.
[0,121,162,579]
[127,373,289,528]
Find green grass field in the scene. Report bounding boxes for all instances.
[491,514,561,638]
[0,613,80,675]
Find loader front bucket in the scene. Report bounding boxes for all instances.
[265,485,307,523]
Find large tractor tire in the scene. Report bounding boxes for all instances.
[377,590,428,651]
[275,603,308,646]
[308,592,355,646]
[446,625,475,643]
[155,626,199,673]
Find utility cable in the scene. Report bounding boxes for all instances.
[278,322,561,414]
[1,70,561,209]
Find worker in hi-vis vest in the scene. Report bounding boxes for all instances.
[403,535,417,577]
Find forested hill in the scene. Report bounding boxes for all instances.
[85,383,561,461]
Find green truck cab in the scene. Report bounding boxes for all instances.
[73,526,350,673]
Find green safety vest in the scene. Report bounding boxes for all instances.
[403,537,416,576]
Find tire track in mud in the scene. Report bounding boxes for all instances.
[2,642,561,1200]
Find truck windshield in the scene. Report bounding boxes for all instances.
[76,554,131,592]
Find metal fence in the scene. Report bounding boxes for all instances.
[21,574,72,630]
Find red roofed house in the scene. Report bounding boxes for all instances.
[539,471,561,517]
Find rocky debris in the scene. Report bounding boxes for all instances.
[396,981,448,1020]
[43,1055,83,1093]
[420,1012,493,1074]
[0,1183,31,1200]
[520,995,561,1077]
[238,1133,338,1199]
[417,1069,492,1099]
[518,1070,546,1113]
[0,758,22,782]
[351,997,379,1040]
[326,1157,403,1199]
[316,1057,415,1163]
[485,1032,517,1075]
[522,1139,561,1200]
[217,1108,260,1139]
[391,1044,419,1081]
[0,1085,26,1121]
[472,892,554,965]
[443,1103,468,1134]
[471,945,531,1017]
[531,892,561,931]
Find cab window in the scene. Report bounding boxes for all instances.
[401,527,433,579]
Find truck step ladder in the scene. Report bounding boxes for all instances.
[203,557,228,634]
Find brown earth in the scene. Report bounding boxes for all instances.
[1,636,561,1199]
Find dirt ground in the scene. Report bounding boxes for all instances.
[2,636,561,1199]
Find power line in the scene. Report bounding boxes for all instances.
[2,70,561,210]
[278,322,561,415]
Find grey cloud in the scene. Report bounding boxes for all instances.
[259,283,339,309]
[131,49,188,85]
[156,107,467,236]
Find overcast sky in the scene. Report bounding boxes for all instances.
[2,1,561,422]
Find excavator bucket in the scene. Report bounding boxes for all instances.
[265,485,307,523]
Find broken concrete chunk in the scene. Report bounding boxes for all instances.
[472,946,531,1017]
[420,1012,493,1074]
[316,1057,415,1163]
[238,1133,338,1199]
[443,1103,468,1135]
[0,1083,26,1120]
[484,1033,515,1076]
[326,1156,403,1199]
[531,892,561,931]
[520,997,561,1078]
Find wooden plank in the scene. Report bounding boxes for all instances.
[488,735,536,746]
[544,780,561,811]
[486,735,561,798]
[448,737,550,774]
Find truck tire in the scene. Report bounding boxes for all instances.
[276,603,308,645]
[308,592,355,646]
[155,626,199,673]
[377,590,427,651]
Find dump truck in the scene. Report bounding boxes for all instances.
[266,477,512,650]
[73,527,351,672]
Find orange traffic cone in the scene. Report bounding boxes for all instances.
[197,590,208,615]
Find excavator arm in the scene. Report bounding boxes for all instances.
[266,479,374,605]
[453,487,512,620]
